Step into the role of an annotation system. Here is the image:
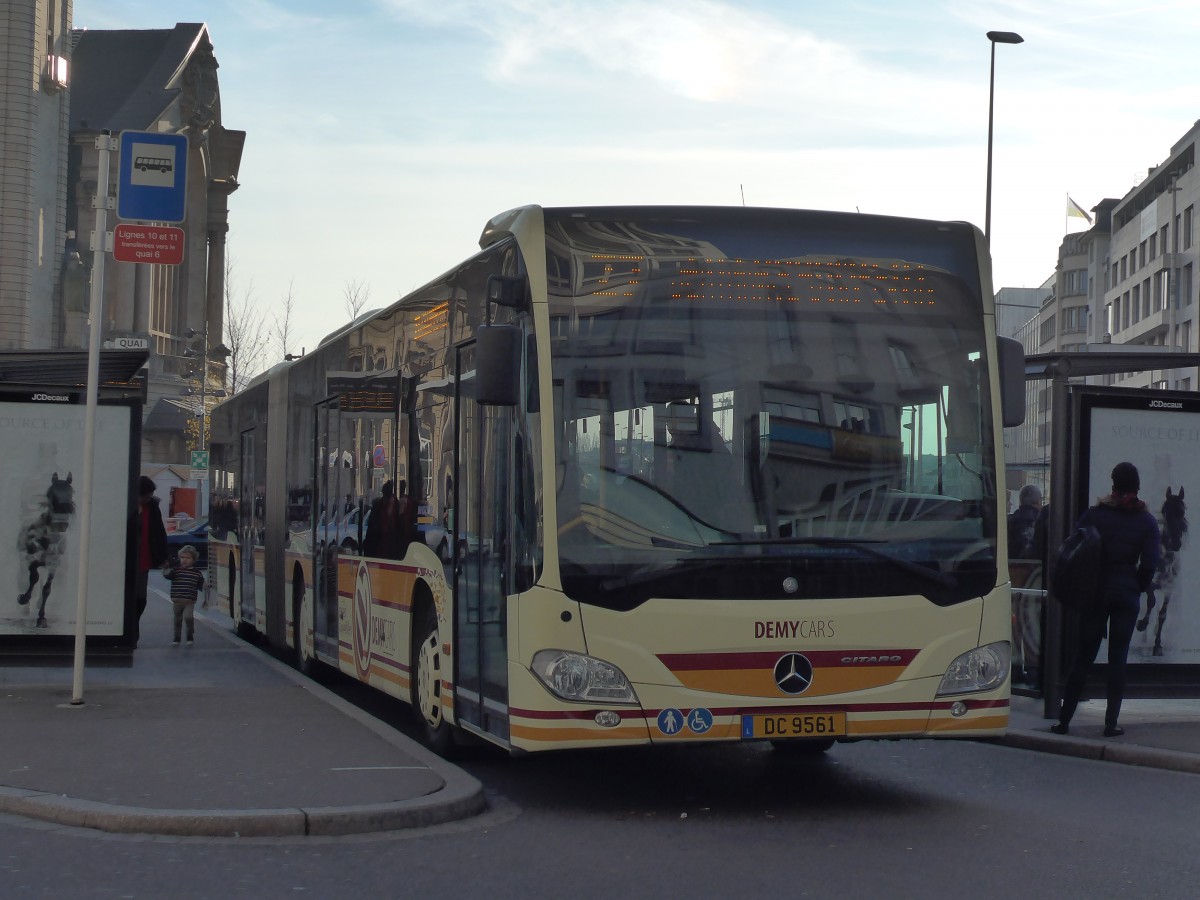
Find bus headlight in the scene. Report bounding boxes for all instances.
[531,650,639,704]
[935,641,1010,696]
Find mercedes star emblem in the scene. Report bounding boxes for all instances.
[773,652,814,695]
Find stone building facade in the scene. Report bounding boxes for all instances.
[68,23,245,467]
[0,5,245,479]
[0,0,73,349]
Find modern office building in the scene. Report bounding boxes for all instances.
[1098,120,1198,392]
[999,121,1200,507]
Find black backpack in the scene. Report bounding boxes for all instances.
[1052,521,1105,610]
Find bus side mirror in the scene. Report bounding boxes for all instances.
[476,324,521,406]
[997,336,1025,427]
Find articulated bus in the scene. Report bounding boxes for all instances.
[208,205,1025,756]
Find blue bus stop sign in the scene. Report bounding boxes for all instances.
[117,131,188,223]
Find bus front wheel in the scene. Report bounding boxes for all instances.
[413,603,455,756]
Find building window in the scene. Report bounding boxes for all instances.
[1185,263,1194,308]
[1039,315,1057,344]
[1132,285,1140,323]
[1186,206,1194,250]
[1064,269,1088,296]
[1150,232,1158,260]
[1061,305,1087,333]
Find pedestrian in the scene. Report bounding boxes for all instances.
[364,480,402,559]
[163,544,205,645]
[1052,462,1160,737]
[1007,483,1043,559]
[133,475,167,647]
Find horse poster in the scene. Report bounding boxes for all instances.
[1084,391,1200,665]
[0,399,132,637]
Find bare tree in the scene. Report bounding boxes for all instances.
[223,254,268,394]
[343,278,370,321]
[274,279,298,362]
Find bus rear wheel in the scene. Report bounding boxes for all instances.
[414,603,455,756]
[293,573,315,676]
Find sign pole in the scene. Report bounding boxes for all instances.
[71,132,116,705]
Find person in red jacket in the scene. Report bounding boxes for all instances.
[133,475,168,647]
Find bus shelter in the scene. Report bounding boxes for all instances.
[1014,350,1200,718]
[0,350,147,660]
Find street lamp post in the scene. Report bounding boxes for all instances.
[985,30,1024,244]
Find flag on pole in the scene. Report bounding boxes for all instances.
[1067,195,1093,224]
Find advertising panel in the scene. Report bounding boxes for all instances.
[0,398,132,636]
[1081,388,1200,665]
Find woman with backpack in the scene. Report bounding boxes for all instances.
[1052,462,1160,737]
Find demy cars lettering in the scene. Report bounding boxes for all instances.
[754,619,835,639]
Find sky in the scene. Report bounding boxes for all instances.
[74,0,1200,361]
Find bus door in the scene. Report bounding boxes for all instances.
[454,343,511,741]
[238,428,258,630]
[313,399,345,663]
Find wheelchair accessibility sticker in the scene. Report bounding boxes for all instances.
[686,708,713,734]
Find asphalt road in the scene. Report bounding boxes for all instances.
[4,702,1198,899]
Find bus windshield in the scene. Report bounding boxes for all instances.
[546,209,998,609]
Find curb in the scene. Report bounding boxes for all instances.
[0,610,488,837]
[999,730,1200,775]
[0,781,487,837]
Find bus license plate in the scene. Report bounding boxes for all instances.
[741,712,846,740]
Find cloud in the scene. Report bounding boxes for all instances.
[380,0,871,102]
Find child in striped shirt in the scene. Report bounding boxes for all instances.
[163,545,205,645]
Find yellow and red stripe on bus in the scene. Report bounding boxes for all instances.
[656,649,920,697]
[337,556,419,691]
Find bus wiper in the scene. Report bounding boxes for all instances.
[709,537,958,589]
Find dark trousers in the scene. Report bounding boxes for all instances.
[133,568,150,645]
[1058,595,1140,728]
